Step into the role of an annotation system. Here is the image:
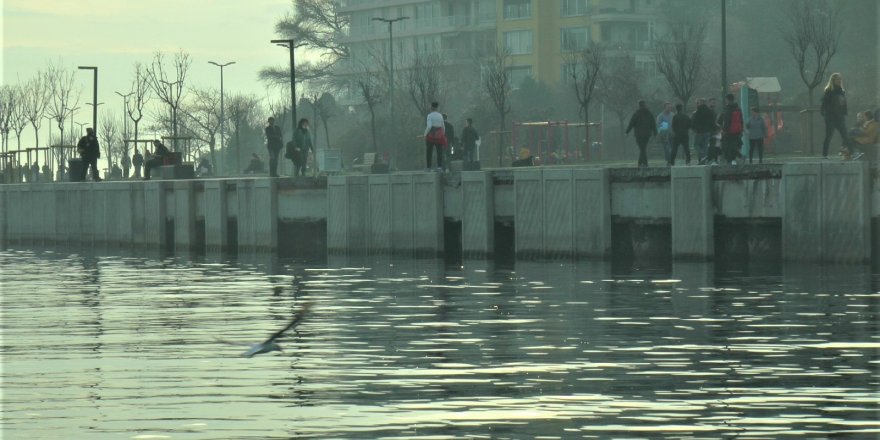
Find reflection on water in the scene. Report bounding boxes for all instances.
[1,249,878,439]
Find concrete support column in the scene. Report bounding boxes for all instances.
[543,169,575,258]
[671,166,714,259]
[131,184,146,247]
[0,187,6,245]
[104,182,133,247]
[413,172,444,256]
[514,169,544,258]
[204,180,228,253]
[367,174,392,254]
[821,161,870,263]
[174,180,196,253]
[144,181,168,249]
[461,171,494,258]
[236,180,256,252]
[782,163,822,262]
[254,179,278,252]
[391,174,415,254]
[327,175,347,254]
[574,168,612,258]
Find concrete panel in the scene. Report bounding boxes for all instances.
[514,168,544,258]
[782,163,822,262]
[80,184,99,245]
[714,179,782,218]
[543,169,574,258]
[236,180,256,252]
[822,161,870,264]
[367,174,392,254]
[611,182,672,219]
[204,180,228,252]
[174,180,196,252]
[144,181,168,249]
[391,174,415,254]
[0,187,6,245]
[413,172,443,256]
[131,184,146,246]
[55,186,74,245]
[672,166,714,259]
[254,179,278,252]
[461,171,494,258]
[574,168,611,258]
[347,175,368,254]
[327,176,347,253]
[104,182,132,247]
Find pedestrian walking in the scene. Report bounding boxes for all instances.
[424,102,447,170]
[747,107,768,164]
[720,94,744,165]
[625,100,658,167]
[76,127,101,181]
[286,118,313,177]
[460,118,480,163]
[132,148,144,178]
[820,72,851,159]
[670,103,692,165]
[691,98,715,164]
[265,117,283,177]
[656,102,674,163]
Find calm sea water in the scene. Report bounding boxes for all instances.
[1,249,878,439]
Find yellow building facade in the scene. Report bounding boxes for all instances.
[496,0,658,86]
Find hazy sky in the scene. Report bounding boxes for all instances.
[2,0,296,136]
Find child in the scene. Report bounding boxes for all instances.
[747,107,768,164]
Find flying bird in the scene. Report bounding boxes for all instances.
[217,303,313,358]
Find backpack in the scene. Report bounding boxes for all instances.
[727,108,743,135]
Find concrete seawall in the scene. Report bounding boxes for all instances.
[1,162,876,264]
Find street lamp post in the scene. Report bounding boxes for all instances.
[77,66,98,131]
[208,61,235,175]
[270,39,297,135]
[372,17,410,138]
[720,0,727,100]
[115,91,133,138]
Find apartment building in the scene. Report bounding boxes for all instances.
[335,0,661,90]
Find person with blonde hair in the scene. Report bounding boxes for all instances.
[820,72,851,159]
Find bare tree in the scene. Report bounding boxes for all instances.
[20,73,50,149]
[314,92,337,150]
[44,62,81,172]
[127,62,152,149]
[655,21,706,110]
[180,87,223,166]
[482,45,512,167]
[227,94,264,172]
[564,43,605,133]
[404,52,444,117]
[599,53,644,141]
[348,58,387,153]
[8,85,30,152]
[99,113,120,171]
[262,0,350,85]
[0,85,13,153]
[146,51,191,151]
[781,0,842,110]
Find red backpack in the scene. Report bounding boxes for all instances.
[727,108,744,135]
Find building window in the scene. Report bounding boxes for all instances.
[507,66,532,86]
[561,0,588,16]
[504,30,533,54]
[561,27,589,51]
[503,0,531,20]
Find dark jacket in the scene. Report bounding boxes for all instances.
[153,141,171,158]
[721,102,743,136]
[821,87,847,119]
[672,113,691,138]
[444,121,456,147]
[626,108,658,139]
[286,127,313,162]
[265,125,283,150]
[77,134,100,159]
[132,152,144,167]
[691,104,716,133]
[461,125,479,149]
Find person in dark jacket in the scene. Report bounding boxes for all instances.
[720,94,744,164]
[265,117,283,177]
[691,98,715,164]
[76,127,102,181]
[132,148,144,178]
[625,100,658,167]
[143,140,171,180]
[670,103,692,165]
[460,118,480,163]
[820,72,850,159]
[286,118,313,176]
[443,113,455,167]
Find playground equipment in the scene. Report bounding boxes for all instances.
[511,121,603,165]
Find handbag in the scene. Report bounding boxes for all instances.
[425,126,447,146]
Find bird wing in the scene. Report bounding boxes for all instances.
[261,302,313,345]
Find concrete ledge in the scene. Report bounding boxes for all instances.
[461,171,494,258]
[514,168,544,258]
[204,181,228,252]
[672,166,713,260]
[367,174,392,254]
[574,168,611,257]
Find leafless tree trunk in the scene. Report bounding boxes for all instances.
[564,44,605,144]
[0,86,13,154]
[147,51,191,152]
[21,71,49,150]
[227,94,263,172]
[315,92,336,150]
[404,52,444,117]
[127,62,152,152]
[655,21,706,110]
[482,45,512,167]
[45,63,81,176]
[8,85,30,152]
[599,53,643,144]
[99,113,119,171]
[351,59,386,153]
[180,87,223,167]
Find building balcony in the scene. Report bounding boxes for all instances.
[337,0,433,14]
[590,8,654,23]
[339,14,495,43]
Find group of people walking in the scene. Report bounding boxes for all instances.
[626,94,763,168]
[423,101,480,171]
[264,116,313,177]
